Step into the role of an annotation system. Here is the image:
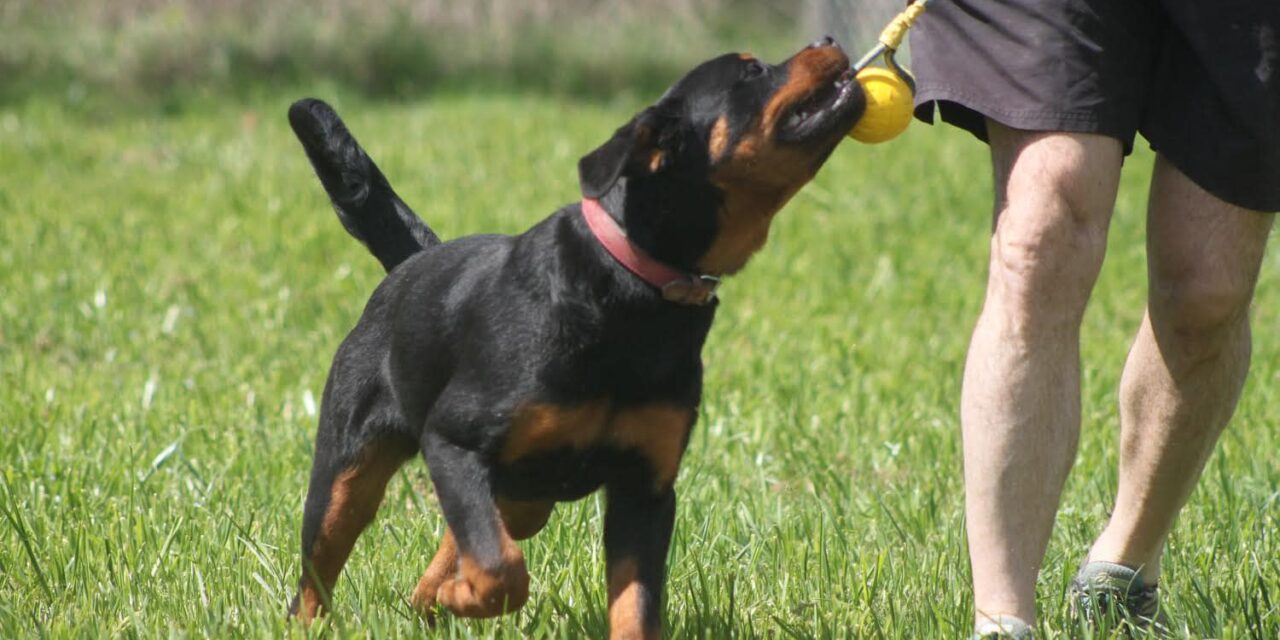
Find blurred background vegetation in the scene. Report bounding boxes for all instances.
[0,0,904,109]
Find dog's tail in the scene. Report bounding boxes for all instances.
[288,98,441,272]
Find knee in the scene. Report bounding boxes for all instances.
[1150,273,1254,362]
[979,131,1121,336]
[985,188,1109,333]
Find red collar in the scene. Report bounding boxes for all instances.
[580,198,719,306]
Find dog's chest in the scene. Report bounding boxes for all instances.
[494,401,693,498]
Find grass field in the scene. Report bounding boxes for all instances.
[2,85,1279,638]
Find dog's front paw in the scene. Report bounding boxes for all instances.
[409,575,444,624]
[435,555,530,618]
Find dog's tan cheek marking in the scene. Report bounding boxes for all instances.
[299,441,409,620]
[608,557,657,640]
[607,404,693,491]
[760,45,847,136]
[708,116,731,162]
[760,68,813,137]
[699,118,786,275]
[501,401,610,463]
[699,50,838,276]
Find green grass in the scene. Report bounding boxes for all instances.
[2,88,1279,638]
[0,0,800,106]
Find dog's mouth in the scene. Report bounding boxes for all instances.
[776,68,865,144]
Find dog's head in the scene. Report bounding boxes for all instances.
[579,38,864,275]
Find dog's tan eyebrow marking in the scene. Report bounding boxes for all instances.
[647,150,666,173]
[739,53,756,61]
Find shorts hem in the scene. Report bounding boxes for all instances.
[1143,126,1280,212]
[914,83,1136,151]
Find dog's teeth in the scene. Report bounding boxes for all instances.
[786,106,816,128]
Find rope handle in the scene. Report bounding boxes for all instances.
[852,0,935,73]
[879,0,932,51]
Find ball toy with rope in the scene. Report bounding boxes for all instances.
[848,0,932,144]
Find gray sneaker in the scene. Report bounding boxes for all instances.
[1070,561,1168,633]
[972,615,1034,639]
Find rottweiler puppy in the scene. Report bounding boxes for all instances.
[285,37,864,639]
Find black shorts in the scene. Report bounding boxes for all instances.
[910,0,1280,212]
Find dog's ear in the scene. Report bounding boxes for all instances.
[578,104,683,199]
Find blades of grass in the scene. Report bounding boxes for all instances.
[194,565,209,609]
[148,515,185,577]
[0,476,55,602]
[139,439,181,485]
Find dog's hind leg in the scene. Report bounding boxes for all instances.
[288,437,414,622]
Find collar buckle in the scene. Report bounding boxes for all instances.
[661,274,720,306]
[582,197,721,307]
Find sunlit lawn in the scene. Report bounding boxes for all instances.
[2,88,1278,638]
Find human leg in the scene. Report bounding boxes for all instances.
[1086,156,1273,581]
[964,123,1123,627]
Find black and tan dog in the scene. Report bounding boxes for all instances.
[285,38,864,638]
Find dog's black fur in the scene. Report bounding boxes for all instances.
[286,38,864,638]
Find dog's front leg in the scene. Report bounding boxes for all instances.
[421,433,530,618]
[604,484,676,640]
[410,498,553,619]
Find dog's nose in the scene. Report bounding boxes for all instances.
[810,35,838,49]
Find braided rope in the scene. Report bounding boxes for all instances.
[852,0,935,72]
[878,0,932,50]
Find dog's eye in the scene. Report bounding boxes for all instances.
[743,61,767,79]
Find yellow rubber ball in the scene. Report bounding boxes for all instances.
[848,67,915,144]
